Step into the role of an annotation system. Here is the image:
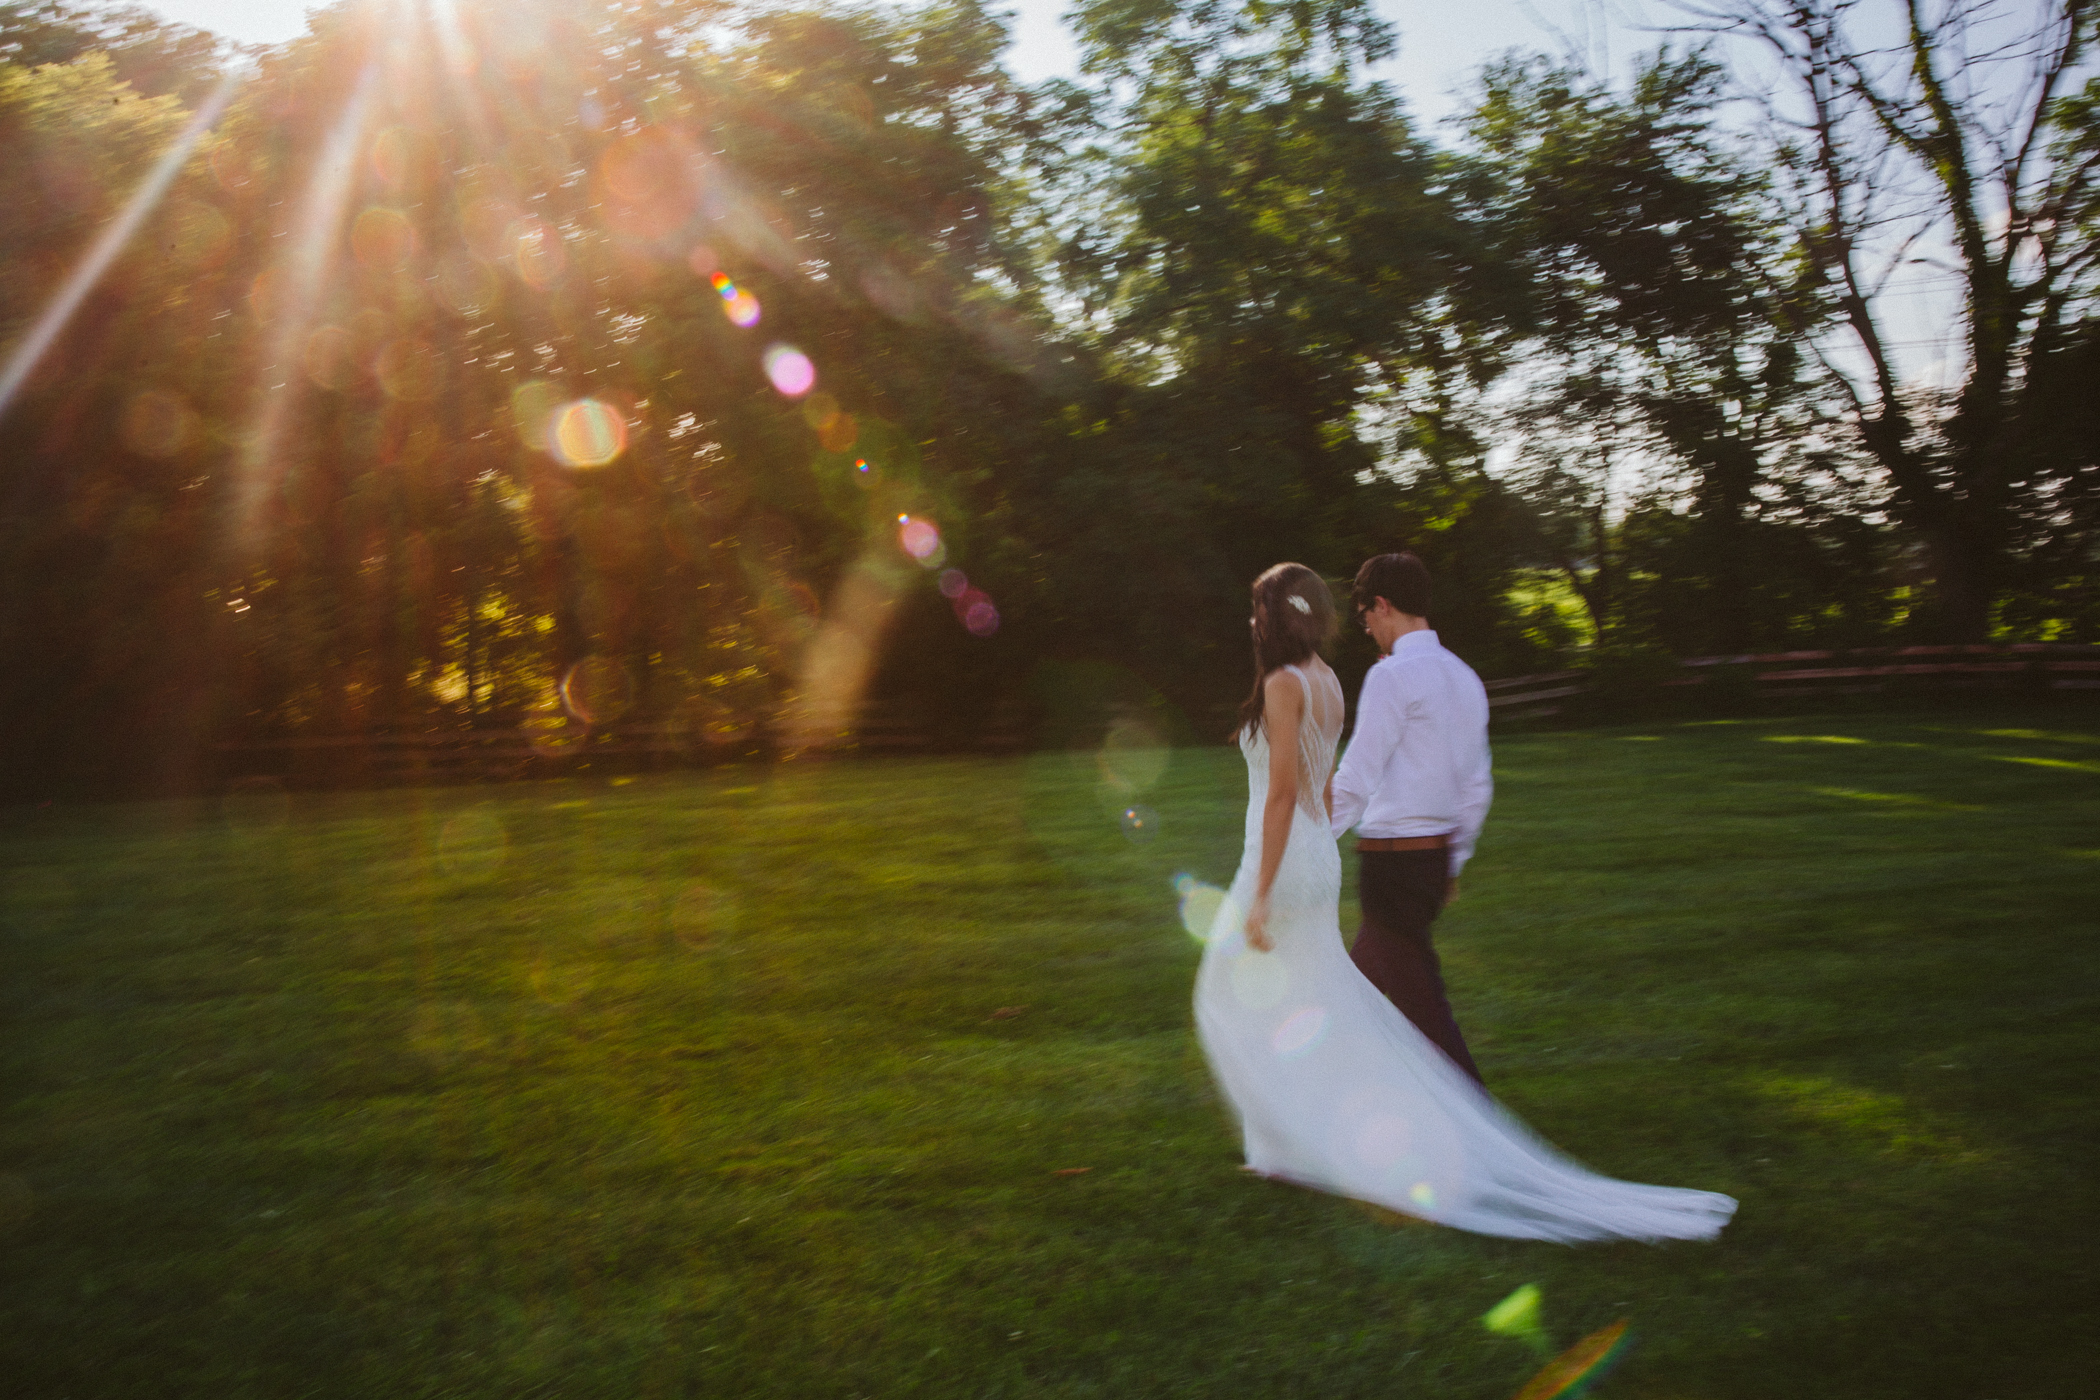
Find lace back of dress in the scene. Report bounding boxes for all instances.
[1284,664,1342,823]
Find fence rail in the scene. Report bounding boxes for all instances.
[1485,641,2100,722]
[214,643,2098,785]
[215,708,1024,784]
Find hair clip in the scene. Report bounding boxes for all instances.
[1287,594,1311,614]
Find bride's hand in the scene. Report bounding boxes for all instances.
[1245,894,1274,952]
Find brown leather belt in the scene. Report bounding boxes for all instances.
[1356,834,1450,853]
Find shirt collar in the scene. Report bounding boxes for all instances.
[1387,629,1439,659]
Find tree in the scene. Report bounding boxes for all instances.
[1469,51,1895,654]
[1672,0,2100,640]
[0,2,225,104]
[1006,0,1530,702]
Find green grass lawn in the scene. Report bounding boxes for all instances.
[3,708,2096,1399]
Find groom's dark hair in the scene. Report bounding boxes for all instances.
[1353,552,1433,619]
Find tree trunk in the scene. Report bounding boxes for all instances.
[1922,520,1997,643]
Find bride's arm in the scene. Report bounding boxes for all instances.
[1246,671,1303,953]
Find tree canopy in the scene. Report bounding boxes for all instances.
[0,0,2092,794]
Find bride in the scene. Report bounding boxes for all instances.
[1192,563,1737,1243]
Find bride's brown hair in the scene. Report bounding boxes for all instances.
[1236,563,1338,737]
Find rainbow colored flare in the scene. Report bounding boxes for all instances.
[1511,1320,1633,1400]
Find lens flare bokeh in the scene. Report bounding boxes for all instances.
[1483,1284,1548,1350]
[958,590,999,636]
[559,654,636,726]
[509,215,566,288]
[762,343,815,396]
[120,389,197,457]
[898,516,941,562]
[550,397,628,467]
[374,337,441,401]
[710,271,763,328]
[1174,874,1232,942]
[1512,1319,1633,1400]
[1271,1005,1330,1058]
[350,205,418,268]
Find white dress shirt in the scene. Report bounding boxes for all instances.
[1329,630,1493,873]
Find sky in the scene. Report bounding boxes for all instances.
[141,0,1673,127]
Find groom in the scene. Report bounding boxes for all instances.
[1329,552,1492,1085]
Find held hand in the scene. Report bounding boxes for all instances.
[1244,894,1274,953]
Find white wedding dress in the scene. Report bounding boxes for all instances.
[1193,664,1737,1243]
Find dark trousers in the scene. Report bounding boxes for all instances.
[1350,849,1485,1085]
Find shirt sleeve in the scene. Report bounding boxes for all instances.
[1447,702,1493,875]
[1329,660,1405,837]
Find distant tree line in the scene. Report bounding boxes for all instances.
[0,0,2093,794]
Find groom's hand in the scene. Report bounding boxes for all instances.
[1443,878,1460,908]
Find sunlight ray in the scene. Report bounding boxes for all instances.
[0,67,246,425]
[780,547,912,751]
[229,64,380,548]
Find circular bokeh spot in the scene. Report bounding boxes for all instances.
[960,590,999,636]
[550,397,628,467]
[509,216,566,288]
[762,344,814,396]
[371,126,439,191]
[120,389,197,457]
[1272,1005,1330,1058]
[1099,716,1169,795]
[938,568,969,599]
[374,338,441,401]
[899,517,940,562]
[510,379,564,452]
[460,195,521,261]
[600,125,685,204]
[560,654,635,726]
[350,205,418,269]
[1177,879,1230,942]
[724,290,761,327]
[302,325,355,390]
[435,252,498,317]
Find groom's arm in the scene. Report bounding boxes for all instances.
[1447,741,1493,875]
[1447,675,1494,874]
[1329,662,1404,837]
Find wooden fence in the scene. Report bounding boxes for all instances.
[216,706,1026,786]
[1486,642,2100,721]
[216,642,2098,785]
